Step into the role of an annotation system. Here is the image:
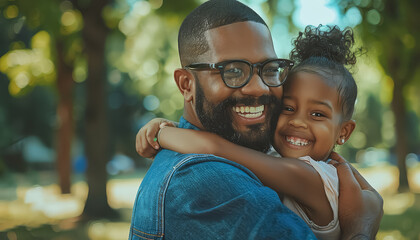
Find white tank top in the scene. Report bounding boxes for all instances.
[282,156,341,240]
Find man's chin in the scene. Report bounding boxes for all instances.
[231,125,271,152]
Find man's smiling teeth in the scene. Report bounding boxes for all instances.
[232,105,264,118]
[286,136,309,146]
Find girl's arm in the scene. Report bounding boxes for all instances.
[135,118,178,159]
[158,126,333,226]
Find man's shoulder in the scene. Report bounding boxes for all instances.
[152,149,262,190]
[156,148,246,168]
[168,151,259,179]
[154,149,229,168]
[160,153,265,202]
[131,149,315,240]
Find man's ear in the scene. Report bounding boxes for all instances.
[174,68,194,102]
[337,120,356,145]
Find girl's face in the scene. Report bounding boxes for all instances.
[273,72,354,161]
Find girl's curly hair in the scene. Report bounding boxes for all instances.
[290,25,361,66]
[287,25,363,122]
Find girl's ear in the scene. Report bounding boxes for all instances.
[337,120,356,145]
[174,68,195,102]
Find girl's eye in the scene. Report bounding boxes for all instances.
[283,106,294,112]
[311,112,325,117]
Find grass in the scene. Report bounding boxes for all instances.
[1,167,420,240]
[378,194,420,240]
[2,204,420,240]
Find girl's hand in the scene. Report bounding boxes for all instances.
[135,118,177,159]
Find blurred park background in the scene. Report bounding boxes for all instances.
[0,0,419,239]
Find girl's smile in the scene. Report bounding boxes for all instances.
[284,135,311,147]
[273,72,346,161]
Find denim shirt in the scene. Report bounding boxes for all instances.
[129,117,316,240]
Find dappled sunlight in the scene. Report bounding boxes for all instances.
[382,193,415,215]
[357,165,399,195]
[0,31,55,96]
[88,221,130,240]
[60,10,83,35]
[0,183,86,231]
[17,183,87,219]
[0,178,142,233]
[1,166,420,238]
[0,200,47,231]
[377,230,409,240]
[357,164,420,215]
[408,165,420,193]
[107,179,140,209]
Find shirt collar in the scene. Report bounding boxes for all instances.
[179,116,200,130]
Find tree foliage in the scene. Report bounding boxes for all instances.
[338,0,420,191]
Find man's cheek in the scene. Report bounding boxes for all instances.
[271,87,284,100]
[230,113,243,131]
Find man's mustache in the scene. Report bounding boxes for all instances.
[224,95,278,107]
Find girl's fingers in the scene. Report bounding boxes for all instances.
[330,151,376,191]
[329,151,346,163]
[146,126,160,150]
[136,126,158,158]
[160,120,176,128]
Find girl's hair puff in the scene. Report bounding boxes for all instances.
[288,25,363,121]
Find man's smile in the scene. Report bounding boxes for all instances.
[232,105,265,118]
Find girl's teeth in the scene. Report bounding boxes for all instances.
[286,136,309,146]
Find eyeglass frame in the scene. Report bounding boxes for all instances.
[184,58,294,89]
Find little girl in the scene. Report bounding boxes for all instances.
[139,25,360,240]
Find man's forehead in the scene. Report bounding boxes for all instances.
[204,21,277,62]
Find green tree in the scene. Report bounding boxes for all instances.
[115,0,200,123]
[0,0,81,193]
[71,0,117,219]
[1,0,119,218]
[338,0,420,191]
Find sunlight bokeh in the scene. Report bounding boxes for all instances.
[293,0,339,28]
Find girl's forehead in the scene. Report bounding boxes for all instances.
[286,72,334,91]
[287,66,339,87]
[284,72,341,109]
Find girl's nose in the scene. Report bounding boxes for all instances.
[288,118,308,129]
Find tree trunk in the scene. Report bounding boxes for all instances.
[78,0,117,219]
[56,42,74,194]
[391,80,410,192]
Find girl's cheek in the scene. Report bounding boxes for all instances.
[276,115,287,129]
[273,118,286,149]
[272,132,283,153]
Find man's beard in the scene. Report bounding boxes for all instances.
[195,80,280,152]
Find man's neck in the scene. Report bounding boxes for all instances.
[183,107,204,130]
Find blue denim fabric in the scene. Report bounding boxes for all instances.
[129,117,316,240]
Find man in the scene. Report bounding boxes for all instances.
[130,1,383,239]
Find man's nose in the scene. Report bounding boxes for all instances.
[240,71,268,97]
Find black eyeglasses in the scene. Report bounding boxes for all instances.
[185,59,294,88]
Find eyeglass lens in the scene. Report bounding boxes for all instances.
[222,60,288,87]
